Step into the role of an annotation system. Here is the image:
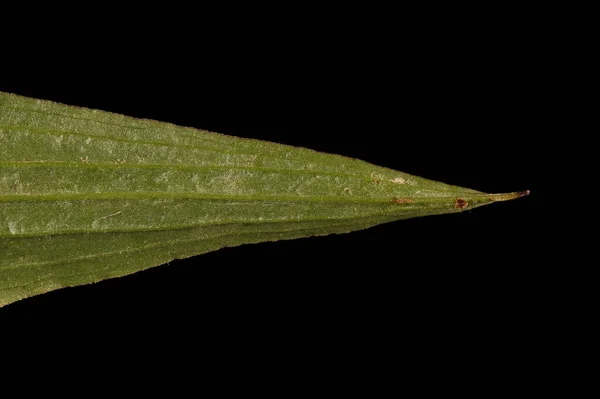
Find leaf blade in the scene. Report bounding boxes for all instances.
[0,92,527,306]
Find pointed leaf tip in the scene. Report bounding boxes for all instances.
[489,190,531,202]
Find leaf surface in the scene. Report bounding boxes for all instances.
[0,92,528,306]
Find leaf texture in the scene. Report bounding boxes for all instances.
[0,92,528,306]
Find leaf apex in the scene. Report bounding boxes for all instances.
[489,190,531,202]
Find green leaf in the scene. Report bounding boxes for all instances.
[0,92,528,307]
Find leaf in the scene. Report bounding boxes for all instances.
[0,92,529,307]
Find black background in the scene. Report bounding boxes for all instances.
[0,14,549,383]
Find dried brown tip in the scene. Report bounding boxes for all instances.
[488,190,531,202]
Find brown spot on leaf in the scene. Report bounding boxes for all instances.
[455,198,468,209]
[392,198,414,204]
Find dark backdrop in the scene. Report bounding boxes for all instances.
[0,26,547,378]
